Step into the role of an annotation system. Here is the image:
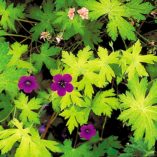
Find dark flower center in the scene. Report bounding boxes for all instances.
[25,80,32,86]
[85,129,90,133]
[58,80,66,88]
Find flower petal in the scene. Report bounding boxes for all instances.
[18,81,24,89]
[87,124,95,129]
[50,83,59,91]
[80,124,96,140]
[68,8,75,20]
[27,76,38,89]
[18,75,38,93]
[23,87,33,93]
[63,74,72,82]
[31,81,39,90]
[82,134,91,140]
[80,125,87,132]
[53,74,62,82]
[77,7,89,20]
[57,89,66,96]
[18,76,27,89]
[66,83,74,92]
[80,131,92,140]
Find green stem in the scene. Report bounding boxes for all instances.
[20,36,31,43]
[6,34,30,38]
[122,39,127,50]
[71,41,82,52]
[18,19,36,24]
[100,116,107,140]
[74,128,79,148]
[13,107,16,119]
[144,151,155,157]
[135,31,150,43]
[29,41,33,73]
[18,21,31,34]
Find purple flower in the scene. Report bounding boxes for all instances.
[38,125,46,134]
[80,124,96,140]
[18,76,38,93]
[50,74,74,96]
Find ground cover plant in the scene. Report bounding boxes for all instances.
[0,0,156,156]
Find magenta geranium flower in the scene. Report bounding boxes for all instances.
[50,74,74,96]
[18,76,38,93]
[80,124,96,140]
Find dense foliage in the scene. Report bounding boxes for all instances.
[0,0,156,156]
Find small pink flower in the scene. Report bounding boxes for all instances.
[68,8,75,20]
[40,32,51,41]
[77,7,89,20]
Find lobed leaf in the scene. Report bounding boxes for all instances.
[14,93,42,124]
[0,0,24,31]
[119,76,157,149]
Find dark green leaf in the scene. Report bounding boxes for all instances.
[0,94,13,122]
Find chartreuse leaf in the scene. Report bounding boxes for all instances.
[124,0,154,20]
[60,90,85,110]
[0,43,27,97]
[60,88,119,133]
[0,42,27,97]
[60,140,93,157]
[31,42,61,73]
[60,105,90,134]
[14,93,42,124]
[0,119,62,157]
[46,91,61,113]
[119,137,155,157]
[0,126,4,131]
[27,0,55,41]
[95,47,119,83]
[7,42,34,70]
[62,47,106,98]
[91,89,119,117]
[0,0,24,31]
[119,40,157,80]
[107,14,136,41]
[77,0,153,40]
[0,94,13,122]
[39,89,86,114]
[118,75,157,149]
[0,67,27,97]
